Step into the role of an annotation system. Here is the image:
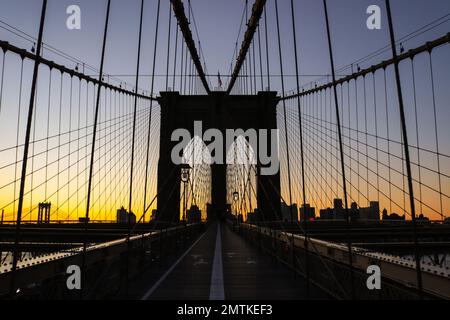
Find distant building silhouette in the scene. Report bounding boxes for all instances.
[417,214,430,222]
[350,202,359,221]
[317,199,381,222]
[333,199,345,220]
[187,205,201,223]
[382,208,405,221]
[116,206,136,224]
[359,201,380,221]
[281,203,298,222]
[247,208,261,223]
[319,199,345,220]
[319,207,333,220]
[300,204,315,221]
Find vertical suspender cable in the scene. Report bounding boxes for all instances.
[180,35,184,92]
[56,74,63,220]
[44,71,52,201]
[143,0,161,218]
[82,0,111,299]
[383,69,392,214]
[10,0,47,296]
[428,54,443,221]
[384,0,423,299]
[264,6,270,90]
[274,0,293,222]
[126,0,145,296]
[323,0,355,299]
[245,0,251,95]
[187,0,192,94]
[252,35,257,93]
[257,24,264,91]
[129,0,145,232]
[173,24,179,91]
[67,77,73,221]
[0,49,5,115]
[184,46,188,94]
[290,0,310,298]
[166,2,172,91]
[13,58,24,220]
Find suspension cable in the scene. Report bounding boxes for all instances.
[9,0,48,296]
[384,0,423,299]
[323,0,355,299]
[290,0,310,298]
[165,2,172,91]
[143,0,161,217]
[274,0,293,222]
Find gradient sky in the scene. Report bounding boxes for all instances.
[1,0,449,91]
[0,0,449,221]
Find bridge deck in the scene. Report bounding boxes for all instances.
[141,222,329,300]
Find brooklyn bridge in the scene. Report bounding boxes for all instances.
[0,0,449,300]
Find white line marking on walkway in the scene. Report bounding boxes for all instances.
[141,230,208,300]
[209,222,225,300]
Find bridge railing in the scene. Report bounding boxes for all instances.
[234,222,450,300]
[0,222,205,299]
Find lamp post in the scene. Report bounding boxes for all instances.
[181,164,191,222]
[233,191,239,222]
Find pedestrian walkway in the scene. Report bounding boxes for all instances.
[142,222,329,300]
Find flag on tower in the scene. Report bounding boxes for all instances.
[217,71,223,88]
